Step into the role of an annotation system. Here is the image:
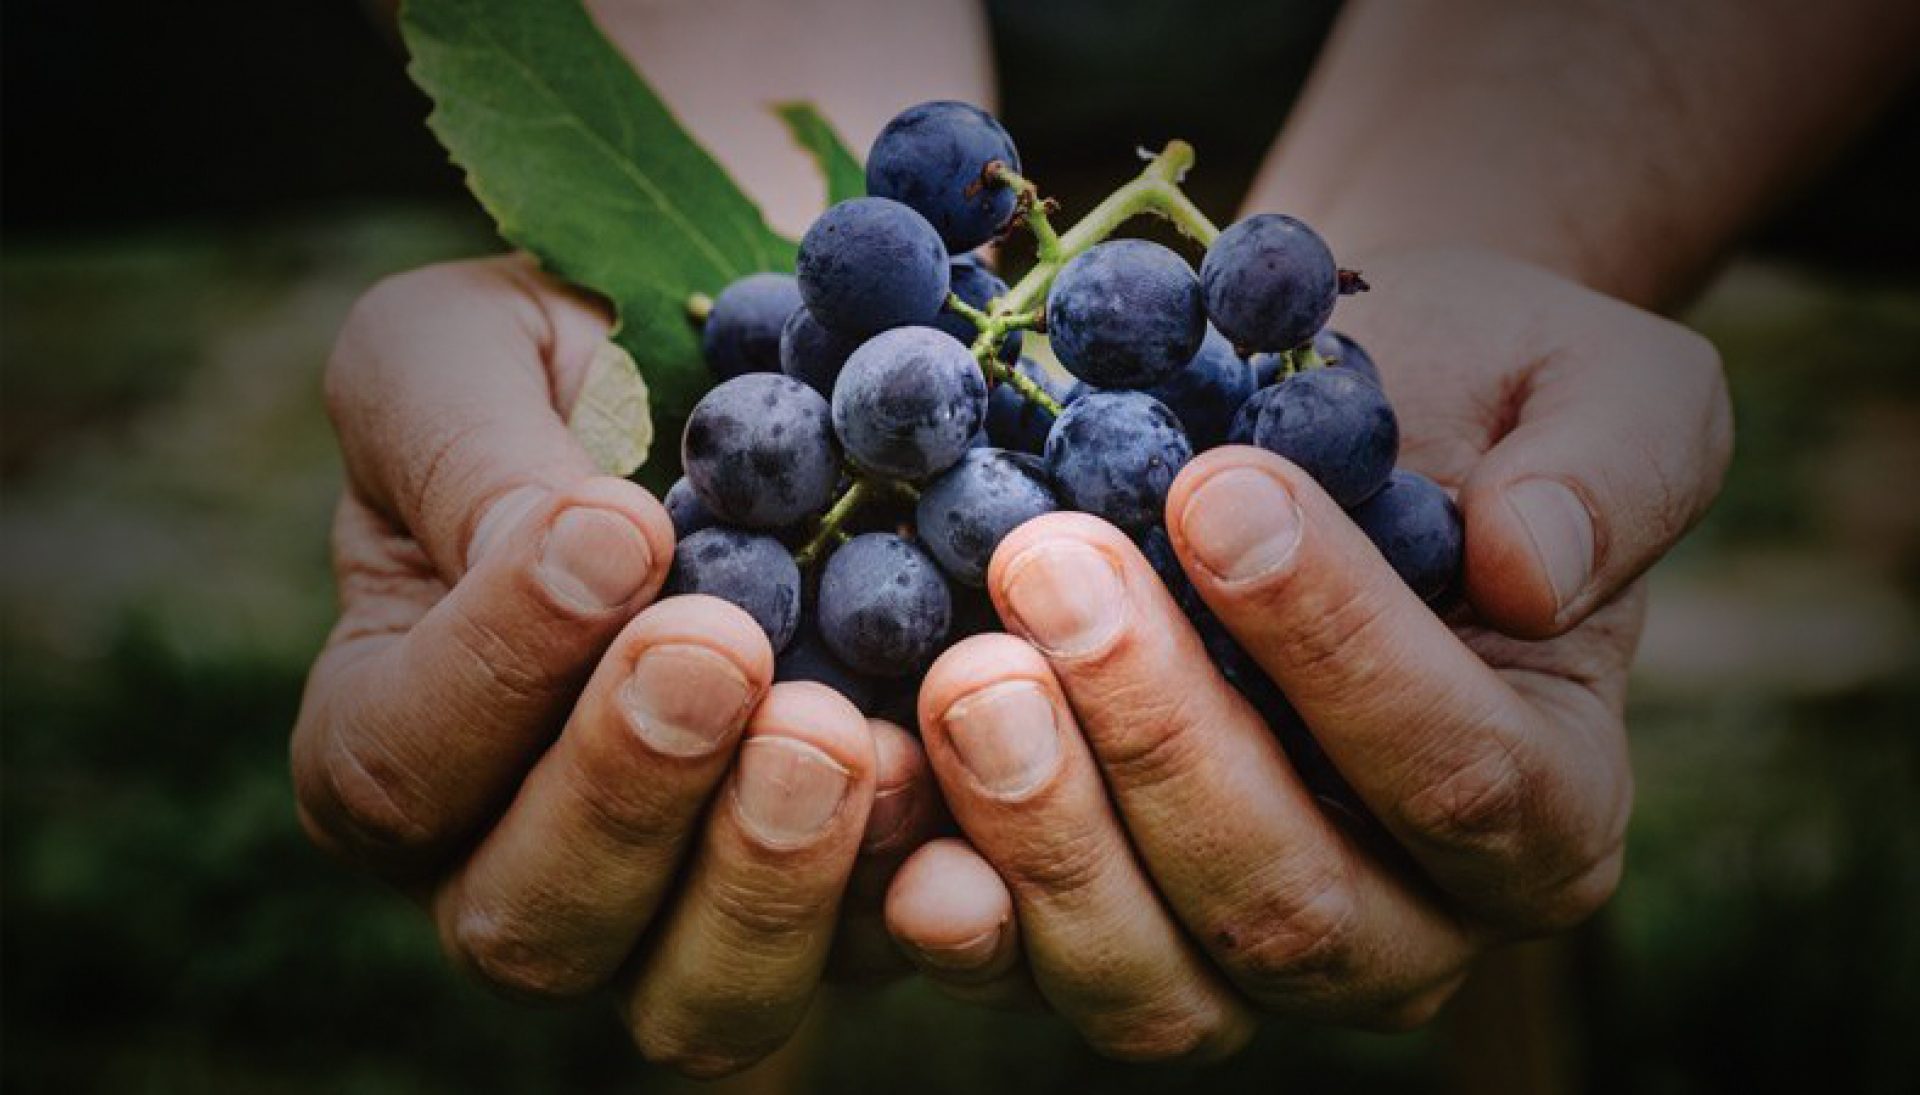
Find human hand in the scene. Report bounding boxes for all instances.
[291,256,943,1076]
[882,247,1733,1057]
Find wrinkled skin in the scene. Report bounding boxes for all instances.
[883,247,1734,1059]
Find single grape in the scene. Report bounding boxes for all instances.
[778,306,861,399]
[682,373,840,529]
[775,622,879,711]
[1136,324,1257,448]
[666,527,802,651]
[1228,367,1398,507]
[1200,214,1338,352]
[1046,240,1206,388]
[1248,351,1283,389]
[984,356,1070,454]
[663,477,716,540]
[818,533,953,678]
[832,326,988,480]
[1044,390,1193,532]
[700,272,801,380]
[798,197,950,338]
[933,257,1023,363]
[1312,328,1383,388]
[1347,469,1463,604]
[866,100,1021,253]
[916,448,1059,586]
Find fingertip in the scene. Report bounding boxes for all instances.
[623,593,777,693]
[885,838,1017,978]
[863,719,934,855]
[919,633,1057,736]
[1458,471,1593,639]
[748,681,878,782]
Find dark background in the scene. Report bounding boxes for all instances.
[4,1,1919,1092]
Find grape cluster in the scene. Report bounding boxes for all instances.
[671,100,1464,727]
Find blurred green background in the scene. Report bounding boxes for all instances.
[4,2,1918,1092]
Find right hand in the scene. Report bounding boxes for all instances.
[291,256,942,1077]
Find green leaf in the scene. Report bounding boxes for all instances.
[568,340,653,477]
[775,102,865,206]
[400,0,794,425]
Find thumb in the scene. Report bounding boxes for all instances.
[1460,308,1732,638]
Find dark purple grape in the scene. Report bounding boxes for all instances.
[1136,324,1257,448]
[776,623,879,710]
[778,306,861,399]
[798,197,950,338]
[682,374,840,530]
[663,477,716,540]
[865,101,1021,253]
[1228,367,1397,507]
[1046,240,1206,388]
[916,448,1059,586]
[667,527,801,651]
[1044,390,1192,533]
[1312,328,1382,388]
[831,326,988,480]
[817,533,953,678]
[701,273,801,380]
[1347,469,1463,604]
[1201,214,1338,352]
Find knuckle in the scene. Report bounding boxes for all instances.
[629,1015,767,1080]
[1508,843,1627,937]
[559,743,681,851]
[1093,683,1216,793]
[706,873,820,944]
[312,736,446,860]
[1368,981,1462,1032]
[1266,577,1394,681]
[1219,862,1361,997]
[450,907,596,1002]
[1085,1001,1237,1064]
[998,824,1115,899]
[1398,735,1533,863]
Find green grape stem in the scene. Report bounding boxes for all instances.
[962,141,1219,415]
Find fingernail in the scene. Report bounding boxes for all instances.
[619,644,753,758]
[916,923,1007,974]
[943,681,1061,801]
[468,484,547,569]
[733,737,852,848]
[1506,479,1594,614]
[1178,467,1302,582]
[862,783,914,853]
[536,506,652,613]
[999,541,1124,656]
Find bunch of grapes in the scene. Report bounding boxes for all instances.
[667,100,1463,730]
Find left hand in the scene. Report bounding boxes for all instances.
[881,247,1733,1058]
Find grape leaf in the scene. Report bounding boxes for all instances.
[775,102,865,205]
[568,340,653,477]
[400,0,794,428]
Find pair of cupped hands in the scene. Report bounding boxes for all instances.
[293,244,1729,1077]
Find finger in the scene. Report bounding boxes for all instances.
[325,256,611,579]
[829,719,947,984]
[623,683,876,1080]
[1167,448,1632,933]
[986,513,1475,1022]
[431,596,773,999]
[919,635,1255,1063]
[885,838,1043,1010]
[292,475,674,873]
[1458,284,1732,637]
